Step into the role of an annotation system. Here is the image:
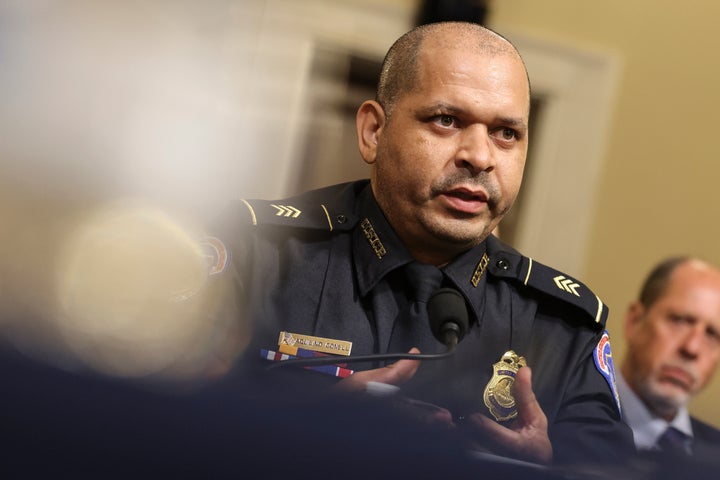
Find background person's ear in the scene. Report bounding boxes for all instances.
[624,301,646,340]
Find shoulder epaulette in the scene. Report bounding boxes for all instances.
[485,238,608,327]
[239,181,363,232]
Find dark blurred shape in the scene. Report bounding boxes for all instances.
[6,339,720,479]
[3,343,470,479]
[0,342,617,480]
[415,0,489,26]
[348,54,382,93]
[628,450,720,480]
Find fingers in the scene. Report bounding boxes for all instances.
[465,366,552,464]
[334,347,421,392]
[466,411,519,453]
[512,367,546,429]
[398,397,456,428]
[376,347,422,384]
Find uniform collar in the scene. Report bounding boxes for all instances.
[442,241,491,312]
[352,185,414,296]
[351,185,492,323]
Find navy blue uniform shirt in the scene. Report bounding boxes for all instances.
[206,180,634,465]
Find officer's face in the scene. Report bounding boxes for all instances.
[623,261,720,420]
[359,35,529,265]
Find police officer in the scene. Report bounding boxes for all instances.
[206,21,634,466]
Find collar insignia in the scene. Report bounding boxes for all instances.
[471,252,490,287]
[360,218,386,259]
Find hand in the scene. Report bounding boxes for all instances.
[465,366,553,464]
[333,347,421,393]
[335,348,455,427]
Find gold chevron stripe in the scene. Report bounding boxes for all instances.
[524,257,534,285]
[595,295,604,323]
[320,204,333,231]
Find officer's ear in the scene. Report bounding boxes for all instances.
[356,100,385,165]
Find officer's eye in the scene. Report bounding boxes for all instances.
[501,128,518,140]
[432,115,456,128]
[490,127,521,145]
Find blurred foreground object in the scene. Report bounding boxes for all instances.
[1,198,248,385]
[54,202,235,379]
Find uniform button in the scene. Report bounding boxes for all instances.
[496,259,510,270]
[336,214,347,224]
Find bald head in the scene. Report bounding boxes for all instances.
[376,22,530,118]
[637,257,720,309]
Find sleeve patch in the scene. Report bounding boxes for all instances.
[593,330,622,417]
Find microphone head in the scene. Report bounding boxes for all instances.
[427,287,469,345]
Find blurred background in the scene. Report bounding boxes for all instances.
[2,0,720,424]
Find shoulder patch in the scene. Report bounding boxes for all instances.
[240,198,336,230]
[199,236,229,275]
[488,253,608,327]
[593,330,622,416]
[241,183,362,232]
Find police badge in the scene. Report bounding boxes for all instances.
[483,350,527,422]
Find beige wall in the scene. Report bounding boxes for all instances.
[490,0,720,425]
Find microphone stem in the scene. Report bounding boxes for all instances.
[265,346,456,370]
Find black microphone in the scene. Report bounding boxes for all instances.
[265,287,469,370]
[428,287,469,348]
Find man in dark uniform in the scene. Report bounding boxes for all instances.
[617,257,720,470]
[205,21,634,466]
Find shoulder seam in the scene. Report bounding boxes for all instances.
[240,199,257,226]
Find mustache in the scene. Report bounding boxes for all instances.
[431,171,500,205]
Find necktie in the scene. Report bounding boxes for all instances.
[388,262,444,353]
[406,261,444,309]
[656,426,692,456]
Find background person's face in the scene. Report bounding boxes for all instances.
[370,40,529,263]
[624,262,720,418]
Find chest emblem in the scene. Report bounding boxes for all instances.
[483,350,527,422]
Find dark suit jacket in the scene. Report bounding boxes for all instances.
[631,416,720,479]
[691,416,720,458]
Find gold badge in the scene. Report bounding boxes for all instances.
[278,331,352,356]
[483,350,527,422]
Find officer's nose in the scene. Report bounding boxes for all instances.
[454,124,494,175]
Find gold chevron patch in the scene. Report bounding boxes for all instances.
[553,275,581,297]
[271,204,301,218]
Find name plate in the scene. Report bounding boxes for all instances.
[278,331,352,356]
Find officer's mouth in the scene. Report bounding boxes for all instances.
[438,187,489,215]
